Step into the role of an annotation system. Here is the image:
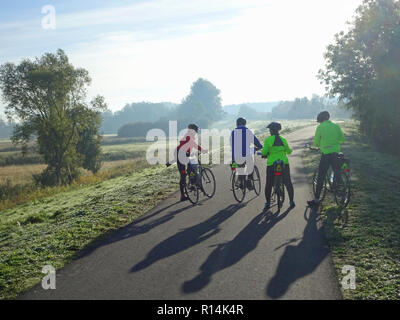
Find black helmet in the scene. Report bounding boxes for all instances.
[188,123,199,133]
[317,111,330,123]
[236,117,247,127]
[267,122,282,133]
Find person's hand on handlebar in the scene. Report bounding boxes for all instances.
[305,144,320,151]
[257,151,267,159]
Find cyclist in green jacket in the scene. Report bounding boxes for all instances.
[261,122,295,211]
[307,111,345,207]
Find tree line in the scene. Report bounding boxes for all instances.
[116,78,224,137]
[101,102,174,134]
[269,95,352,120]
[319,0,400,156]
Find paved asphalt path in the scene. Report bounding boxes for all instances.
[21,126,342,300]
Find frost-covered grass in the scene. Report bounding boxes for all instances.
[303,121,400,300]
[0,164,180,299]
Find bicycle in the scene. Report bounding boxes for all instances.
[306,145,351,208]
[184,152,216,205]
[271,159,286,210]
[257,152,286,210]
[230,152,262,203]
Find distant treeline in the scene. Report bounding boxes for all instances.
[117,118,210,138]
[236,104,270,121]
[114,78,224,137]
[224,102,279,115]
[101,102,175,134]
[108,93,352,138]
[270,95,352,120]
[233,95,351,121]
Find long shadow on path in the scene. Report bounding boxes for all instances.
[182,207,292,294]
[131,203,246,273]
[266,207,330,299]
[75,200,193,260]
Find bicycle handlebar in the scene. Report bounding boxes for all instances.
[256,151,267,159]
[305,144,320,152]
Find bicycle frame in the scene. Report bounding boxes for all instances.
[306,145,351,208]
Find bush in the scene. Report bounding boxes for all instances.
[0,153,43,166]
[117,118,211,138]
[33,166,80,187]
[118,122,153,137]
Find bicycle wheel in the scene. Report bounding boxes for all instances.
[232,172,246,203]
[312,168,327,202]
[273,176,285,209]
[184,175,199,205]
[252,166,261,196]
[201,167,216,198]
[271,190,277,204]
[334,172,351,208]
[325,167,334,192]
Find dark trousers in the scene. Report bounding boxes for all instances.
[177,159,187,196]
[315,153,341,199]
[265,164,294,203]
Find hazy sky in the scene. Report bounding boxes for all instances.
[0,0,363,113]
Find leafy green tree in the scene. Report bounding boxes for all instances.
[0,49,106,185]
[174,78,223,126]
[319,0,400,154]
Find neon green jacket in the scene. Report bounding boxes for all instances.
[313,120,345,154]
[261,135,292,166]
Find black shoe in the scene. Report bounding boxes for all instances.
[246,179,254,190]
[180,195,188,202]
[264,202,271,211]
[166,162,171,168]
[290,201,296,209]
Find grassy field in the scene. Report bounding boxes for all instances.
[0,164,46,186]
[303,121,400,300]
[0,136,156,209]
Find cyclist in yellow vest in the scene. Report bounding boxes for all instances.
[307,111,345,207]
[261,122,295,211]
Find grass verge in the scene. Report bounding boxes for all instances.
[0,164,179,299]
[302,121,400,300]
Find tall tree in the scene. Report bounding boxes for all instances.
[175,78,223,126]
[319,0,400,154]
[0,49,107,185]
